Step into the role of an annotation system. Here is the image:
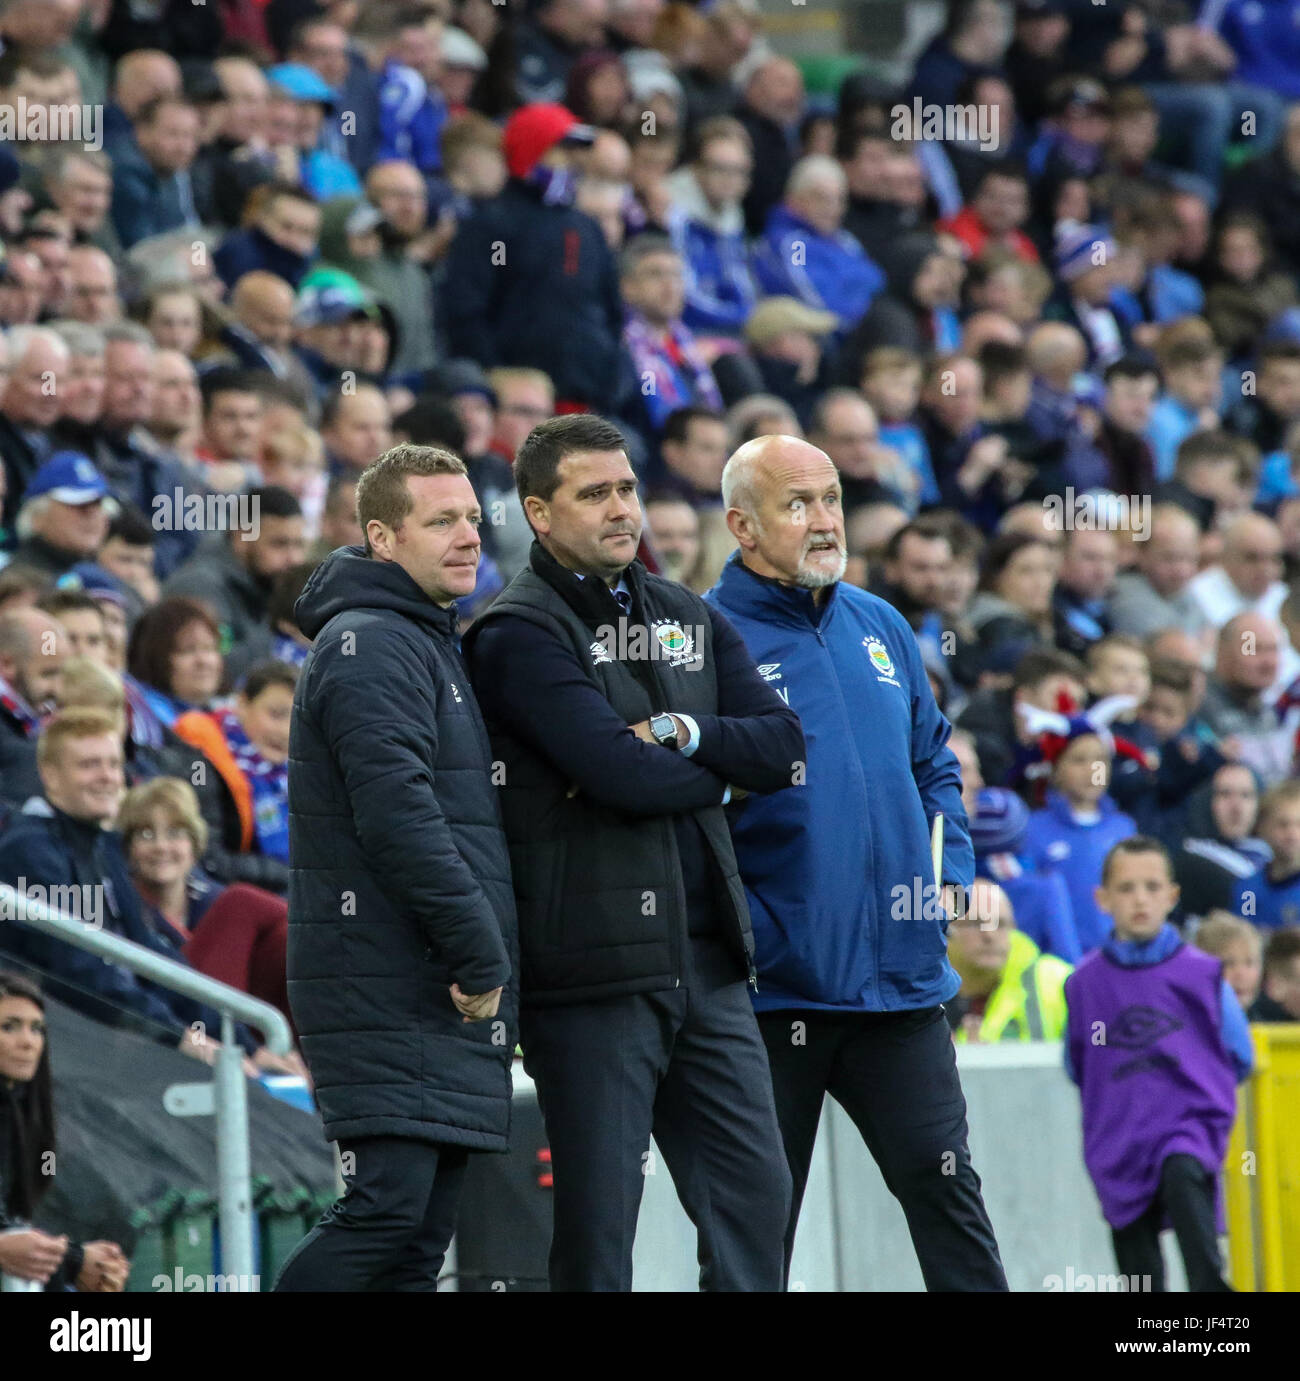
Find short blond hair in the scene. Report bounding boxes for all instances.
[117,776,208,856]
[1194,913,1262,959]
[1258,779,1300,830]
[36,708,123,770]
[58,657,125,715]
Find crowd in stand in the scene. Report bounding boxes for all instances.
[0,0,1297,1111]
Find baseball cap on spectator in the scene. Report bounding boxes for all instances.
[1049,78,1108,117]
[744,297,838,350]
[345,201,385,237]
[1054,223,1115,282]
[503,103,597,180]
[25,452,110,505]
[267,63,339,111]
[57,563,130,608]
[425,358,497,405]
[442,27,488,72]
[295,268,379,326]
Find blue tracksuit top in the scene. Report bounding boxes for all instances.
[1023,790,1137,955]
[1231,865,1300,929]
[705,554,973,1012]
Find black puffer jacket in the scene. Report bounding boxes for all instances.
[288,547,518,1151]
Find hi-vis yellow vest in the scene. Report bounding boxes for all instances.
[955,930,1072,1043]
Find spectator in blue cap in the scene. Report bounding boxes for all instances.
[292,267,382,397]
[8,453,111,580]
[265,63,363,202]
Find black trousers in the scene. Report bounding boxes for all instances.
[520,940,792,1291]
[1110,1153,1232,1292]
[758,1004,1008,1292]
[272,1135,469,1292]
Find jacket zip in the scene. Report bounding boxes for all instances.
[811,616,880,1000]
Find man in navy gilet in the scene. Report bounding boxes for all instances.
[704,433,1007,1290]
[464,414,804,1291]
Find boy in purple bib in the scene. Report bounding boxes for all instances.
[1064,836,1253,1291]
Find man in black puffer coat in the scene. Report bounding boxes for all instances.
[273,443,517,1293]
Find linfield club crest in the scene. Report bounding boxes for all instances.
[864,636,894,678]
[656,622,689,656]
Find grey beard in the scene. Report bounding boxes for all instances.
[794,547,848,588]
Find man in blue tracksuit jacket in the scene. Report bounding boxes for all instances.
[705,433,1007,1291]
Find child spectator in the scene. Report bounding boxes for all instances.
[1021,701,1140,952]
[1193,912,1263,1015]
[1133,656,1229,843]
[859,346,940,507]
[1232,779,1300,929]
[1065,836,1252,1292]
[1147,325,1224,483]
[1250,927,1300,1022]
[171,661,297,870]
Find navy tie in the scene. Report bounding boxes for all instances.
[614,589,632,616]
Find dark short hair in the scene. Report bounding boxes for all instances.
[37,589,105,624]
[393,394,467,452]
[1104,353,1160,387]
[884,516,952,563]
[201,367,265,414]
[1174,429,1240,473]
[247,485,302,523]
[977,340,1029,391]
[137,93,200,127]
[514,414,627,508]
[1012,647,1087,692]
[1262,926,1300,978]
[1258,340,1300,371]
[127,596,223,697]
[241,659,299,701]
[355,443,468,551]
[106,501,155,548]
[972,158,1027,193]
[662,406,724,447]
[1102,834,1173,885]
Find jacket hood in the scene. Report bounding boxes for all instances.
[872,231,940,301]
[294,544,458,640]
[666,167,744,235]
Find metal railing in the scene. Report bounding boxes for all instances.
[0,884,293,1289]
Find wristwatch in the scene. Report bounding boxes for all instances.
[649,712,680,750]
